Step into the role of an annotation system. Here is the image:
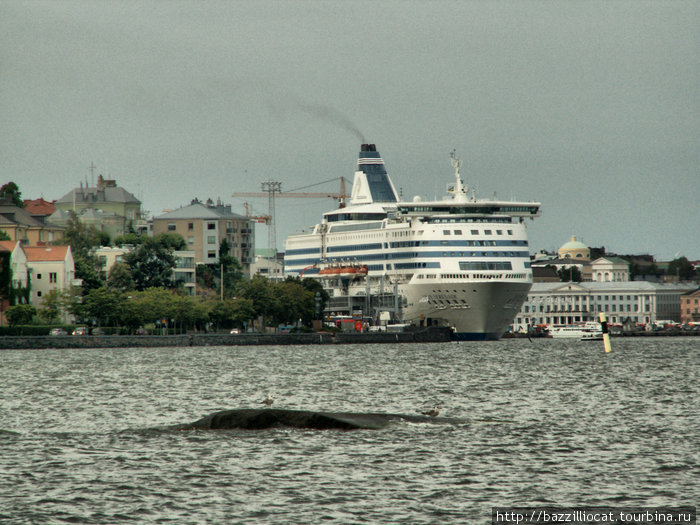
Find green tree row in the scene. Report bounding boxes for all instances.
[5,276,328,333]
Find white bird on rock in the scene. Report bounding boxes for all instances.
[260,394,276,406]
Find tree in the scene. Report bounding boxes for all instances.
[106,262,135,291]
[0,182,23,208]
[83,287,124,326]
[6,304,36,326]
[123,237,176,291]
[209,297,255,330]
[62,211,105,293]
[557,265,582,282]
[155,232,186,251]
[667,256,695,281]
[37,289,66,323]
[235,275,276,329]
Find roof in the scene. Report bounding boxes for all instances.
[592,256,630,265]
[559,235,589,251]
[55,185,140,205]
[23,198,56,216]
[530,281,694,293]
[155,201,248,221]
[0,204,45,228]
[24,246,70,262]
[0,241,20,252]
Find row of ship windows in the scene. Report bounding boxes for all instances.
[289,239,528,255]
[288,252,531,267]
[325,242,528,253]
[419,273,529,280]
[443,229,513,236]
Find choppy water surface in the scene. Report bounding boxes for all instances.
[1,339,697,524]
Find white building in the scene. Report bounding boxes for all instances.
[94,245,131,279]
[591,256,630,282]
[24,245,82,322]
[512,281,694,330]
[173,250,196,296]
[0,241,29,291]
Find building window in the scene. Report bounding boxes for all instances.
[207,222,216,230]
[37,273,42,280]
[207,236,217,244]
[49,272,57,283]
[37,291,42,297]
[188,222,194,231]
[207,251,216,258]
[188,236,194,245]
[168,223,176,231]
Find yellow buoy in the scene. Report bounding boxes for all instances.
[599,312,612,353]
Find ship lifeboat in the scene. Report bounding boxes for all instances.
[318,266,342,277]
[339,265,368,277]
[318,265,368,278]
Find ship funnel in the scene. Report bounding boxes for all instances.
[350,143,399,205]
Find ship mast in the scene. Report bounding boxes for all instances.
[450,150,469,202]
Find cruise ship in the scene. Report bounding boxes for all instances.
[284,144,540,340]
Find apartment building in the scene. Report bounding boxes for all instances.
[152,198,254,275]
[680,289,700,324]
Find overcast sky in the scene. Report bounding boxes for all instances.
[2,1,697,260]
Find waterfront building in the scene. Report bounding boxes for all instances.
[173,250,196,296]
[0,198,65,245]
[0,241,29,293]
[511,281,695,331]
[153,198,254,275]
[591,256,630,282]
[52,175,145,238]
[24,245,82,322]
[680,288,700,324]
[251,250,285,282]
[94,246,131,279]
[0,241,30,325]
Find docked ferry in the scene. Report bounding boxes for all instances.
[284,144,540,340]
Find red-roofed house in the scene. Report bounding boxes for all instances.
[23,198,56,223]
[24,246,82,321]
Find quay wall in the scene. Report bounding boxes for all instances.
[0,328,453,350]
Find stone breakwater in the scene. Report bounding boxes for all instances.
[0,328,453,350]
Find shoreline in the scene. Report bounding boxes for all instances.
[0,327,454,350]
[1,327,697,350]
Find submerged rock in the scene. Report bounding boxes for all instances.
[173,408,446,431]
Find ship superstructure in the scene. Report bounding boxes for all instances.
[284,144,540,340]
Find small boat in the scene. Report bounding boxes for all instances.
[549,321,603,341]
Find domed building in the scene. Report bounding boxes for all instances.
[558,236,590,261]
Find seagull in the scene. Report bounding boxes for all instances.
[260,394,275,406]
[421,405,440,417]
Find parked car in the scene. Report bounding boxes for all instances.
[230,328,241,335]
[49,328,67,336]
[72,327,88,336]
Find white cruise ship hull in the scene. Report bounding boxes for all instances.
[400,280,533,340]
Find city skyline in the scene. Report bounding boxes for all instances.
[2,1,697,260]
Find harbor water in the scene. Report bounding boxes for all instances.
[1,339,697,524]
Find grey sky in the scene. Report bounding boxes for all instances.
[2,1,697,260]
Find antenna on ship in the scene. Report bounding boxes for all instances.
[450,149,468,202]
